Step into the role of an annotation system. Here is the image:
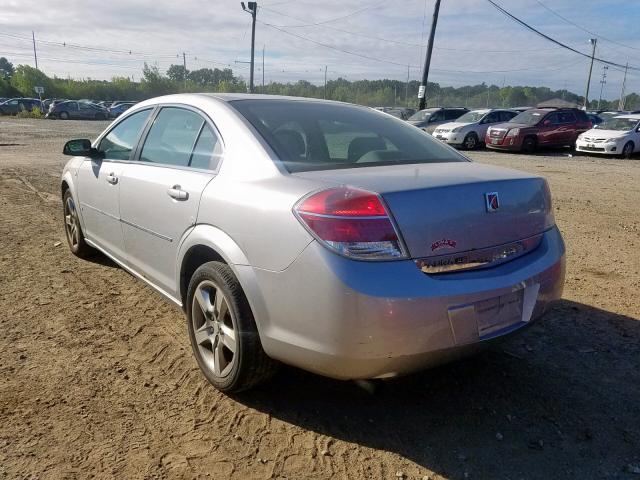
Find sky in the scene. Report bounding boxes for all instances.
[1,0,639,99]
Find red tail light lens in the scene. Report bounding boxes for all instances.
[294,187,406,260]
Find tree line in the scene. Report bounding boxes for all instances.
[0,56,637,111]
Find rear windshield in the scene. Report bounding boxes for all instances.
[230,100,466,173]
[509,110,547,126]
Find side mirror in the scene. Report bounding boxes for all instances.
[63,139,102,158]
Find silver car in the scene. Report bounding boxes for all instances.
[61,94,565,392]
[433,109,518,150]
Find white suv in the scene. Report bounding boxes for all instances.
[433,109,518,149]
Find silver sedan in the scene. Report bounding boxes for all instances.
[60,94,565,392]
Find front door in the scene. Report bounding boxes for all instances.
[76,108,152,260]
[119,106,222,298]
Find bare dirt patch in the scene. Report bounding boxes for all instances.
[1,118,639,479]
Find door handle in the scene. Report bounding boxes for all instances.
[167,185,189,200]
[106,173,118,185]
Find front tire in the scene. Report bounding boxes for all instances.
[462,133,479,150]
[59,111,69,120]
[63,189,93,258]
[521,136,537,153]
[621,141,634,159]
[186,262,277,393]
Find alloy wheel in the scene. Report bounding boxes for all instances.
[464,135,477,149]
[191,280,237,378]
[64,196,79,249]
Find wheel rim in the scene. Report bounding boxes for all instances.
[61,112,68,119]
[192,280,237,378]
[465,135,476,149]
[64,196,79,249]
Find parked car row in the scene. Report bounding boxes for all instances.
[397,105,639,158]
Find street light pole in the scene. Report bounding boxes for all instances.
[418,0,441,111]
[583,38,597,110]
[241,2,258,93]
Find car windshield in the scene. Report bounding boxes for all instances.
[408,109,437,122]
[600,117,639,131]
[230,100,466,173]
[509,110,546,126]
[455,111,486,123]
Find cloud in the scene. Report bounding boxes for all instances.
[1,0,638,98]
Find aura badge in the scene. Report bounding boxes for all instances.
[485,192,500,212]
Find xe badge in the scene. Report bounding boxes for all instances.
[485,192,500,212]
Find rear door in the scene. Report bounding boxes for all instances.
[76,108,152,260]
[118,106,222,298]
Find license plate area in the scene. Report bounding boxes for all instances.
[475,290,523,337]
[447,287,537,345]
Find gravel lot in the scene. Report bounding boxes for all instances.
[1,117,639,479]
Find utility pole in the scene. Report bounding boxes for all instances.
[619,62,629,111]
[394,85,397,106]
[182,52,187,90]
[418,0,441,110]
[583,38,597,110]
[405,64,410,107]
[241,2,258,93]
[323,65,327,99]
[597,65,608,111]
[262,45,265,93]
[486,85,490,107]
[32,31,38,70]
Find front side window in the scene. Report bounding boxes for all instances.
[230,100,466,173]
[140,107,205,167]
[99,109,151,160]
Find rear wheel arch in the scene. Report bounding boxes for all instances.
[180,244,227,308]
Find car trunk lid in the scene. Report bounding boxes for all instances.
[293,162,553,259]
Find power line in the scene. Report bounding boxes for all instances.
[260,0,387,28]
[485,0,640,71]
[260,5,564,53]
[260,20,586,75]
[532,0,640,53]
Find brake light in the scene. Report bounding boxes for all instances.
[294,186,406,260]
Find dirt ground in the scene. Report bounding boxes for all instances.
[0,117,639,480]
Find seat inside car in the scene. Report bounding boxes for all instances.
[348,136,386,163]
[274,129,306,162]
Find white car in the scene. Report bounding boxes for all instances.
[576,114,640,158]
[433,109,518,149]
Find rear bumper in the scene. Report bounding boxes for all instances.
[254,226,566,380]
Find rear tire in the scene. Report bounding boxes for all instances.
[62,189,93,258]
[521,136,537,153]
[621,141,634,159]
[186,261,278,393]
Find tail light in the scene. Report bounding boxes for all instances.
[294,186,407,260]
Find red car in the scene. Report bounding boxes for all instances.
[485,108,592,153]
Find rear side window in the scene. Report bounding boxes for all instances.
[189,124,223,170]
[99,109,151,160]
[558,111,577,123]
[500,111,517,122]
[140,107,205,167]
